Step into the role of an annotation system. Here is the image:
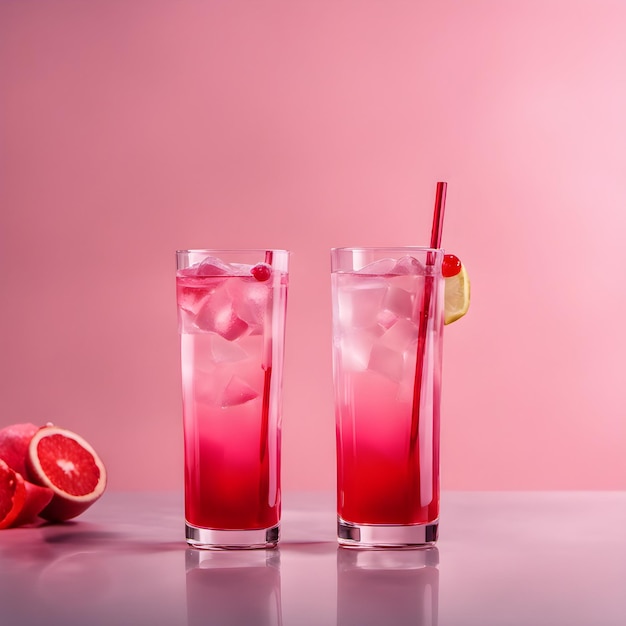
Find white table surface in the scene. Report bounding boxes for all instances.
[0,491,624,626]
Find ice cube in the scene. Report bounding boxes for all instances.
[368,343,404,382]
[231,280,269,334]
[176,278,226,318]
[338,278,387,328]
[380,318,419,352]
[214,312,248,341]
[376,309,397,330]
[195,287,249,340]
[210,334,248,363]
[221,375,260,407]
[338,328,382,371]
[197,256,235,276]
[177,308,191,333]
[181,335,222,403]
[392,255,424,275]
[230,262,255,276]
[178,266,200,277]
[356,258,397,275]
[381,286,413,319]
[389,271,425,296]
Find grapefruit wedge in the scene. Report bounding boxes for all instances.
[0,459,26,529]
[26,425,107,521]
[13,481,54,526]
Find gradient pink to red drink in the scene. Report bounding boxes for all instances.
[176,250,289,548]
[331,248,444,546]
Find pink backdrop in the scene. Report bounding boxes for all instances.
[1,0,625,491]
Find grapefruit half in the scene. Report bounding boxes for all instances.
[26,425,107,521]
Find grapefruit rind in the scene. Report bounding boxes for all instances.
[26,426,107,521]
[13,481,54,526]
[0,423,40,476]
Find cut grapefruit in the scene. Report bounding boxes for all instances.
[0,459,26,529]
[13,480,54,526]
[26,425,107,521]
[0,423,39,476]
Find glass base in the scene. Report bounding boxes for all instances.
[337,517,438,549]
[186,522,279,550]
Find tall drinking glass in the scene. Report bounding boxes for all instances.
[176,249,289,549]
[331,247,444,548]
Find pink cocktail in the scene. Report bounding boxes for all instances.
[331,248,444,548]
[176,250,289,549]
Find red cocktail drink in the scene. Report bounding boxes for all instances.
[332,248,444,547]
[177,250,289,549]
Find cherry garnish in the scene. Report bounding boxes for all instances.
[251,263,272,282]
[442,254,462,278]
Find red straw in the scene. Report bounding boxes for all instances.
[258,250,274,512]
[430,182,447,249]
[259,249,274,462]
[410,182,447,451]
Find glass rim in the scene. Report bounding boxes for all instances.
[331,246,443,253]
[176,248,290,254]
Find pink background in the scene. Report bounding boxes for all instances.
[1,0,625,491]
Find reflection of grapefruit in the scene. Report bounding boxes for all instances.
[26,426,107,521]
[0,459,26,529]
[37,551,112,609]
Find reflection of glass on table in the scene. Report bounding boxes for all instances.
[337,548,439,626]
[185,549,282,626]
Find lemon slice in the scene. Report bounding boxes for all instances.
[444,264,470,325]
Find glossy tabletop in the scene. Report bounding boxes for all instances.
[0,491,624,626]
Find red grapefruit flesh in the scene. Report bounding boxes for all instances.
[0,423,39,476]
[26,426,107,522]
[0,459,27,529]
